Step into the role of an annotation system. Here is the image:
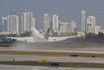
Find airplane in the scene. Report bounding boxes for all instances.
[6,27,80,42]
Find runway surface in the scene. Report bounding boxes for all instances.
[0,42,104,69]
[0,54,104,63]
[0,65,104,70]
[1,42,104,54]
[1,47,104,54]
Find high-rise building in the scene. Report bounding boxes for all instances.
[86,23,92,33]
[87,16,96,26]
[74,28,79,32]
[86,16,96,33]
[17,13,22,32]
[10,10,24,32]
[59,22,68,32]
[21,16,23,31]
[53,15,58,31]
[69,21,76,32]
[81,10,85,32]
[32,17,35,28]
[22,11,33,31]
[88,26,101,34]
[1,17,7,31]
[0,24,3,32]
[100,20,104,30]
[58,20,61,30]
[43,14,49,31]
[7,15,19,32]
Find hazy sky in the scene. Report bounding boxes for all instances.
[0,0,104,29]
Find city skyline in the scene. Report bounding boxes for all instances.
[1,10,35,33]
[0,10,103,34]
[0,0,104,29]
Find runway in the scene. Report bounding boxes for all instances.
[1,48,104,54]
[0,42,104,68]
[0,43,104,63]
[0,54,104,63]
[0,65,104,70]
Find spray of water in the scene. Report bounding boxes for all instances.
[9,41,104,52]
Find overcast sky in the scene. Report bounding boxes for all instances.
[0,0,104,29]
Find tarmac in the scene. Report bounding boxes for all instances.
[0,65,104,70]
[0,42,104,69]
[0,54,104,63]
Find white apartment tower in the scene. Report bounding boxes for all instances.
[88,26,100,34]
[69,21,76,32]
[22,11,33,31]
[32,17,35,28]
[87,16,96,26]
[1,17,7,31]
[81,10,85,32]
[43,14,49,31]
[60,22,68,32]
[86,16,96,33]
[53,15,58,31]
[21,16,23,31]
[7,15,19,32]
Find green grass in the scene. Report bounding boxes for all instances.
[0,50,104,57]
[0,61,104,68]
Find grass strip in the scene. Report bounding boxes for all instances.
[0,61,104,68]
[0,51,104,57]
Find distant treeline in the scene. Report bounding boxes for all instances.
[86,32,104,40]
[0,32,30,37]
[66,32,104,44]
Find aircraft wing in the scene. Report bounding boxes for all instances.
[30,28,80,42]
[48,35,80,42]
[6,37,35,42]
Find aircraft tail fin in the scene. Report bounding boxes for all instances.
[45,28,50,40]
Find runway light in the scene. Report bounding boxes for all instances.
[57,50,60,52]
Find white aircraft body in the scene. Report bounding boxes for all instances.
[7,28,80,42]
